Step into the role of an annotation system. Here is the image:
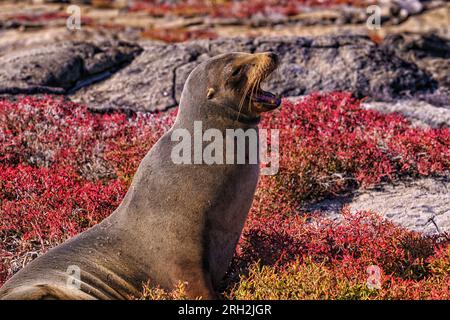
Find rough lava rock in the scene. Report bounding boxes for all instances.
[381,32,450,89]
[380,33,450,108]
[73,35,439,112]
[363,100,450,128]
[73,41,205,112]
[0,40,142,95]
[0,35,447,115]
[305,176,450,235]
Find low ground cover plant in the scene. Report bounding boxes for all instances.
[1,93,448,299]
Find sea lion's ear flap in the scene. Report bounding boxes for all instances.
[206,88,215,99]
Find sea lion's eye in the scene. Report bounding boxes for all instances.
[231,66,243,77]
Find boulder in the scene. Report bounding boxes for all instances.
[381,33,450,88]
[73,36,438,112]
[0,40,142,95]
[363,99,450,128]
[305,177,450,235]
[0,35,447,113]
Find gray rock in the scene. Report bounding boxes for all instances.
[0,40,142,95]
[73,35,437,112]
[381,33,450,89]
[73,41,206,112]
[394,0,424,17]
[0,35,446,112]
[363,100,450,128]
[305,177,450,235]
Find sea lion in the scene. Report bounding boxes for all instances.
[0,51,281,300]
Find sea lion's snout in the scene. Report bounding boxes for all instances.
[266,52,279,65]
[255,52,279,71]
[248,52,281,113]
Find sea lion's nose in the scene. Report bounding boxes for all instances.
[266,52,279,65]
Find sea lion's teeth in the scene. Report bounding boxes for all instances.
[252,90,280,105]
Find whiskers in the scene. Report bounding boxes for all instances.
[236,58,271,120]
[237,80,253,120]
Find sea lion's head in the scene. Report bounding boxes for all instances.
[179,52,281,123]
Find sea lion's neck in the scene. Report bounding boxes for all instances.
[175,102,260,132]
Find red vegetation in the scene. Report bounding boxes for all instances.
[260,94,449,208]
[0,165,125,280]
[223,94,449,299]
[129,1,377,19]
[228,209,449,299]
[141,27,218,43]
[0,94,449,298]
[5,12,93,26]
[0,97,174,283]
[7,12,69,23]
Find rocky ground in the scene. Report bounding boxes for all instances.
[0,0,449,235]
[1,35,449,112]
[306,176,450,235]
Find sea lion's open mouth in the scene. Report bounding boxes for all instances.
[252,88,281,111]
[236,52,281,116]
[247,52,281,113]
